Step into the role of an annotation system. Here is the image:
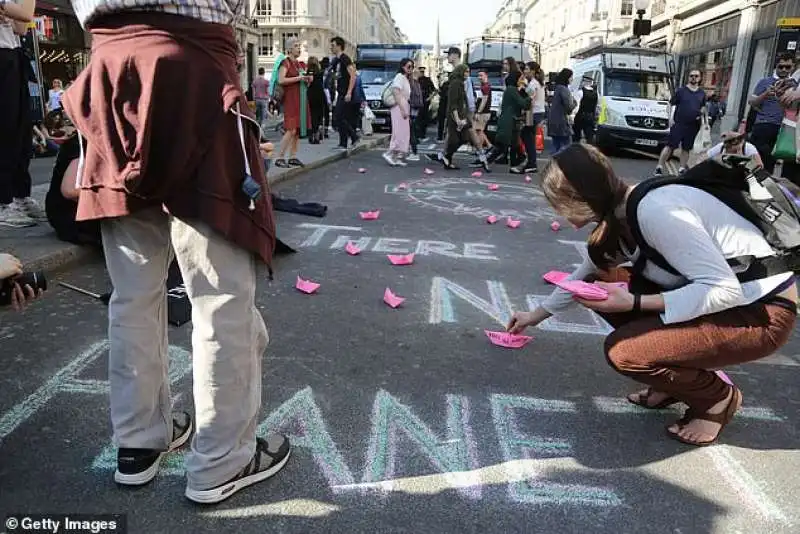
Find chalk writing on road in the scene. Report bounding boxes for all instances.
[295,223,499,261]
[385,178,557,221]
[0,343,792,521]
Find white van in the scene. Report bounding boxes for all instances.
[569,45,675,152]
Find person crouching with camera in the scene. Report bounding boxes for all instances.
[507,144,797,447]
[0,253,44,311]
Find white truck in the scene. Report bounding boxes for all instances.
[569,45,676,152]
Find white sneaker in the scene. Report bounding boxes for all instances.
[0,203,36,227]
[14,197,47,221]
[382,152,398,166]
[407,153,420,161]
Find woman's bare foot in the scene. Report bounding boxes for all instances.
[667,387,742,445]
[627,388,678,409]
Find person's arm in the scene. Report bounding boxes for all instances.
[0,0,35,22]
[12,19,28,34]
[345,62,356,101]
[636,197,747,324]
[748,79,772,107]
[278,63,301,85]
[60,159,81,200]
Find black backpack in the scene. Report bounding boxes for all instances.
[626,156,800,282]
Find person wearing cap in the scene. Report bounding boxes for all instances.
[572,75,598,144]
[703,130,763,168]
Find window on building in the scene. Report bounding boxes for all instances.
[255,0,271,16]
[621,1,633,16]
[282,0,297,16]
[259,34,274,56]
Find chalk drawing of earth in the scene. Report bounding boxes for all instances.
[384,177,556,221]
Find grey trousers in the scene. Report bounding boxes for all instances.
[101,207,268,490]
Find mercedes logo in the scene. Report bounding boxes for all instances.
[643,118,655,128]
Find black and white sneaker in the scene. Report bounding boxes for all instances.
[654,166,663,176]
[185,433,291,504]
[115,411,193,486]
[425,153,442,163]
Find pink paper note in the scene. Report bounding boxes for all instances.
[550,221,561,231]
[506,217,521,229]
[471,171,482,177]
[358,168,367,173]
[397,182,408,190]
[485,330,533,349]
[488,183,499,191]
[543,271,570,284]
[486,215,498,224]
[424,168,435,175]
[295,276,320,294]
[345,241,361,255]
[359,210,380,220]
[715,370,734,385]
[383,287,406,308]
[525,175,532,183]
[387,253,415,265]
[555,279,609,300]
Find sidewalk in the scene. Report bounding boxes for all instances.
[0,131,388,273]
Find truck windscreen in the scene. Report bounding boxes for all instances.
[359,67,397,85]
[469,70,504,89]
[604,71,672,101]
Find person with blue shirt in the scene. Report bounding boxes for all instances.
[748,52,798,173]
[655,69,707,175]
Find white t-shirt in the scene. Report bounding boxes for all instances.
[530,78,546,113]
[541,184,794,325]
[391,72,410,100]
[0,13,21,49]
[48,89,64,111]
[706,141,759,159]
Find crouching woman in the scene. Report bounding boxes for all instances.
[508,144,797,446]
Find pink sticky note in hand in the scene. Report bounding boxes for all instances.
[383,287,406,308]
[551,221,561,231]
[486,215,498,224]
[485,330,533,349]
[488,183,499,191]
[358,168,367,173]
[360,210,380,220]
[471,171,483,177]
[715,370,734,385]
[543,270,570,284]
[387,253,415,265]
[295,276,320,294]
[525,175,532,183]
[345,241,361,255]
[424,168,435,175]
[506,217,521,229]
[555,280,609,300]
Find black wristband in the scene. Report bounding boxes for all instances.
[632,293,642,314]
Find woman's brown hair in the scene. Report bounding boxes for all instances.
[307,56,320,74]
[541,144,631,269]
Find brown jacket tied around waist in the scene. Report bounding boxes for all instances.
[60,12,276,268]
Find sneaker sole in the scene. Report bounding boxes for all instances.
[184,446,292,504]
[114,419,193,486]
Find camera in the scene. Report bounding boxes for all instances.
[0,271,47,306]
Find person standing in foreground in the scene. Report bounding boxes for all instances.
[330,36,359,150]
[61,0,291,504]
[508,144,797,446]
[0,0,47,227]
[655,69,707,175]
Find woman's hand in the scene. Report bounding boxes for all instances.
[573,282,634,313]
[11,282,42,312]
[0,253,22,280]
[259,142,274,158]
[506,311,537,334]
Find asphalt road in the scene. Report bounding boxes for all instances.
[0,146,798,534]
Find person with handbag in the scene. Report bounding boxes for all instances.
[484,71,530,173]
[383,58,413,166]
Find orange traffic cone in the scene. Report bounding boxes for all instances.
[535,125,545,152]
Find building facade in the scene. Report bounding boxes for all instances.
[485,0,639,73]
[250,0,405,76]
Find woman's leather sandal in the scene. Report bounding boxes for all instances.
[666,386,743,447]
[626,388,680,410]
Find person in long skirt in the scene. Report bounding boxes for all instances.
[384,58,413,167]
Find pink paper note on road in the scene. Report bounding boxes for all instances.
[485,330,533,349]
[471,171,482,177]
[359,210,380,220]
[345,241,361,255]
[383,288,406,308]
[555,279,609,300]
[551,221,561,231]
[424,168,435,175]
[543,270,570,284]
[525,175,532,183]
[506,218,521,229]
[358,168,367,173]
[487,183,499,191]
[388,253,415,265]
[295,276,320,294]
[486,215,498,224]
[397,182,408,190]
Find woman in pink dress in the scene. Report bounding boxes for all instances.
[383,58,413,166]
